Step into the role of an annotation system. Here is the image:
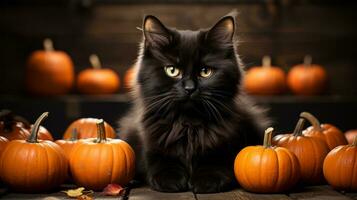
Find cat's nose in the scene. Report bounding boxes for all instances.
[183,79,196,94]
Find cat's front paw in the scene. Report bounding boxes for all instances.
[148,169,189,192]
[191,170,234,193]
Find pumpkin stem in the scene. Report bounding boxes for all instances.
[96,119,106,143]
[303,55,312,67]
[353,136,357,146]
[27,112,49,143]
[300,112,322,131]
[70,128,78,141]
[263,127,274,148]
[43,38,54,51]
[262,56,271,68]
[89,54,102,69]
[293,118,306,137]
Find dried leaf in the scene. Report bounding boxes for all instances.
[102,183,124,196]
[62,187,85,197]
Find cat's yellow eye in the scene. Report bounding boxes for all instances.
[164,66,181,78]
[200,66,212,78]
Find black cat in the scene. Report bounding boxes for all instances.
[119,12,270,194]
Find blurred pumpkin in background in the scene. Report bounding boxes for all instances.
[287,55,328,95]
[345,129,357,144]
[300,112,347,150]
[55,128,79,159]
[63,118,116,139]
[29,124,54,141]
[25,38,74,96]
[77,54,120,95]
[124,67,135,90]
[244,56,286,95]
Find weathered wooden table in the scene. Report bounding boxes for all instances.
[1,185,356,200]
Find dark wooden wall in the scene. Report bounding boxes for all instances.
[1,2,357,95]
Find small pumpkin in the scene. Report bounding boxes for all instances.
[273,118,329,184]
[345,129,357,144]
[0,136,8,158]
[287,55,328,95]
[244,56,286,95]
[234,127,300,193]
[70,119,135,191]
[124,67,135,90]
[77,54,120,95]
[323,136,357,191]
[0,110,30,140]
[0,112,68,192]
[55,128,78,159]
[63,118,116,139]
[25,38,75,96]
[300,112,347,150]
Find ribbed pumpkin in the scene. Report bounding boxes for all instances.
[323,136,357,191]
[234,127,300,193]
[287,55,328,95]
[273,118,329,184]
[63,118,116,139]
[55,128,78,159]
[300,112,347,150]
[69,119,135,191]
[0,110,31,140]
[0,136,8,158]
[244,56,286,95]
[345,129,357,144]
[77,54,120,95]
[25,38,74,96]
[0,112,68,192]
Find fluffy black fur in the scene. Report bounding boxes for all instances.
[119,13,270,194]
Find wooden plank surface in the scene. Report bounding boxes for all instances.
[288,185,353,200]
[196,189,292,200]
[128,187,196,200]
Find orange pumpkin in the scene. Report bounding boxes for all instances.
[55,128,78,159]
[69,119,135,191]
[287,55,328,95]
[244,56,286,95]
[124,67,135,90]
[273,118,329,184]
[300,112,347,150]
[77,54,120,95]
[0,136,8,158]
[323,136,357,191]
[63,118,116,139]
[25,38,74,96]
[234,127,300,193]
[0,112,68,192]
[345,129,357,144]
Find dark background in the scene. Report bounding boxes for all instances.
[1,0,357,138]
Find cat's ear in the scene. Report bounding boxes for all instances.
[143,15,172,48]
[206,13,236,44]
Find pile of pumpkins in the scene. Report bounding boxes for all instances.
[235,111,357,193]
[1,110,356,194]
[25,38,135,96]
[244,55,328,96]
[0,111,134,192]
